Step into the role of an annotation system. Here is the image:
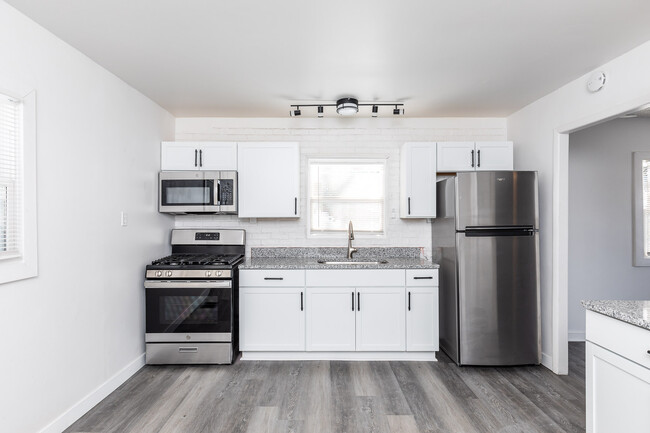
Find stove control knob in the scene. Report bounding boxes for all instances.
[205,271,212,277]
[155,271,162,277]
[217,271,223,277]
[166,271,173,277]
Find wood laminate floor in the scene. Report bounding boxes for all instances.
[66,343,585,433]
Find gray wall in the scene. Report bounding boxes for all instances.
[568,117,650,340]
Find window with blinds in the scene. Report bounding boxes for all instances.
[0,93,23,260]
[309,159,385,234]
[641,159,650,257]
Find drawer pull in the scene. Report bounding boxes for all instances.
[179,347,198,353]
[413,276,433,280]
[264,277,284,280]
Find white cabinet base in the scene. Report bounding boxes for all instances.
[240,351,437,361]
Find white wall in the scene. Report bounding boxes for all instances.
[0,2,175,432]
[508,40,650,370]
[568,118,650,340]
[175,117,507,257]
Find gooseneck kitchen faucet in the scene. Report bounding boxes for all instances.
[347,220,358,259]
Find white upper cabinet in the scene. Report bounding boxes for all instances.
[161,141,237,171]
[437,141,513,172]
[475,142,514,171]
[400,142,437,218]
[238,142,300,218]
[436,141,476,172]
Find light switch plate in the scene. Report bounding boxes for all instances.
[120,211,128,227]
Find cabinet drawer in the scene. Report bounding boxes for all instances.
[240,269,305,287]
[586,310,650,370]
[406,269,438,286]
[306,269,404,287]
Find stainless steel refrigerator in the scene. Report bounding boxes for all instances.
[435,171,541,366]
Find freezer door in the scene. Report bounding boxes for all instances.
[456,231,540,366]
[455,171,538,230]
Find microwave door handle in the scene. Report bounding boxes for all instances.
[216,179,221,205]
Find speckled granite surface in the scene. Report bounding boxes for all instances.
[250,247,421,259]
[582,300,650,331]
[240,247,438,270]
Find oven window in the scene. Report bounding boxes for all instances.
[162,295,221,325]
[146,287,232,334]
[161,179,214,206]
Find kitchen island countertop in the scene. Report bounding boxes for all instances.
[582,300,650,331]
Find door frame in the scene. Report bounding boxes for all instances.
[552,94,650,374]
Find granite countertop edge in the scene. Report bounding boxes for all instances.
[239,257,439,270]
[582,300,650,331]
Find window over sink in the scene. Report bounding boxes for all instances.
[308,158,386,235]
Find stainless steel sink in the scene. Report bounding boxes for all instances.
[316,259,388,265]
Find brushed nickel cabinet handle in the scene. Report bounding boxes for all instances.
[264,277,283,280]
[413,276,433,280]
[471,149,475,168]
[194,149,198,167]
[179,347,198,353]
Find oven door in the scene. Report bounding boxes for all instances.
[145,280,232,342]
[158,171,220,214]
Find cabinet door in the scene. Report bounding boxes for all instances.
[197,142,238,170]
[406,286,439,351]
[475,141,513,171]
[161,141,200,170]
[238,142,300,218]
[401,142,436,218]
[586,342,650,433]
[306,287,356,351]
[356,287,405,351]
[239,287,305,351]
[436,142,475,172]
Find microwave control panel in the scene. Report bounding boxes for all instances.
[219,180,234,206]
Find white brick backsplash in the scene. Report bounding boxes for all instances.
[174,119,507,258]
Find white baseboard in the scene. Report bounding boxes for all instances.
[541,351,553,370]
[39,353,145,433]
[568,331,585,342]
[241,351,437,361]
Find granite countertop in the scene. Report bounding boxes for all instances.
[582,300,650,331]
[239,247,439,270]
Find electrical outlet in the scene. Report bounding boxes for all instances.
[120,211,128,227]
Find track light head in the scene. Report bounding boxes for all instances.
[393,105,402,115]
[317,106,324,118]
[372,105,378,117]
[293,107,301,116]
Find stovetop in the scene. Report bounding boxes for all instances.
[150,253,244,267]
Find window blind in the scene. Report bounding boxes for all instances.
[641,159,650,257]
[0,93,22,259]
[309,159,385,233]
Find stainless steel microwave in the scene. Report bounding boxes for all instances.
[159,171,237,214]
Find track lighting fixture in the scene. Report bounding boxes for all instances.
[289,97,404,117]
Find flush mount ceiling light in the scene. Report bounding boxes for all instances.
[289,98,404,117]
[336,98,359,115]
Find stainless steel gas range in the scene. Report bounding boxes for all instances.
[144,229,245,365]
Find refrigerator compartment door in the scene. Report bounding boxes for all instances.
[455,171,539,230]
[456,232,540,366]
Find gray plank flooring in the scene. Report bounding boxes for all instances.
[65,343,585,433]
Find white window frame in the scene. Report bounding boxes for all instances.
[633,151,650,266]
[307,157,387,239]
[0,89,37,284]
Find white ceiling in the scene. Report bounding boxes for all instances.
[6,0,650,118]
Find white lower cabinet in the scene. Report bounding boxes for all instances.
[240,268,438,359]
[356,287,406,351]
[306,287,356,351]
[239,286,305,351]
[585,310,650,433]
[406,286,439,351]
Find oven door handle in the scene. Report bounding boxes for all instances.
[144,280,232,289]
